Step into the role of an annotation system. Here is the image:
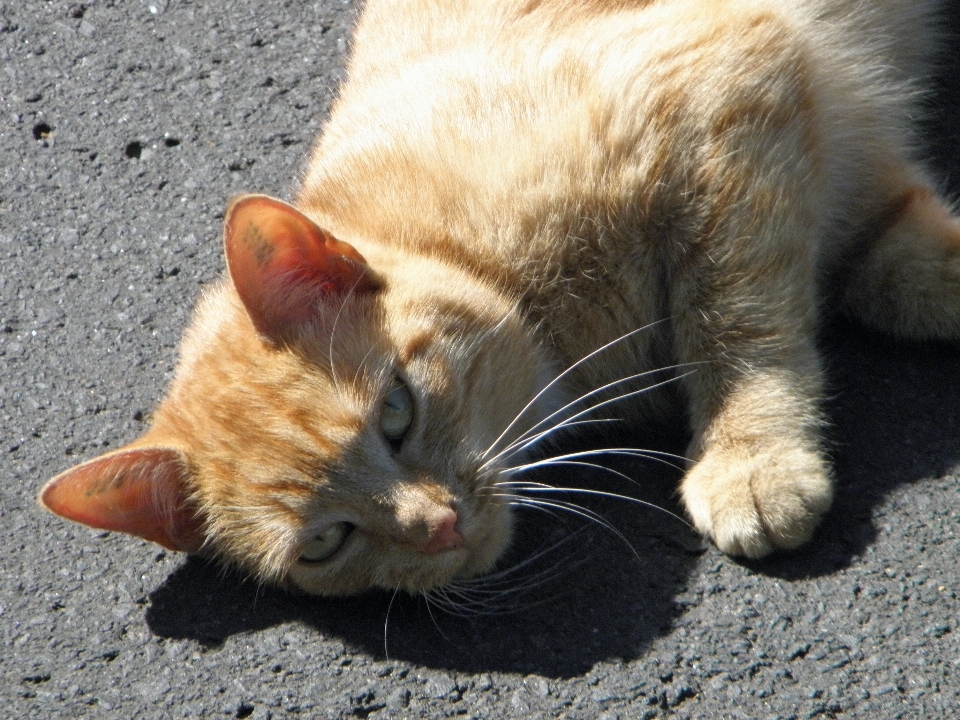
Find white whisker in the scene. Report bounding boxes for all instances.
[504,495,640,560]
[435,578,560,615]
[503,499,565,520]
[481,322,669,464]
[505,447,689,475]
[383,587,400,661]
[484,418,622,466]
[433,548,588,616]
[496,480,692,529]
[352,341,382,387]
[458,527,589,587]
[510,458,639,487]
[485,368,696,470]
[420,591,452,641]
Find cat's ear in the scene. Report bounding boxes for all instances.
[223,194,381,337]
[38,447,205,553]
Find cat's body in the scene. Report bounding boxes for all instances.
[41,0,960,596]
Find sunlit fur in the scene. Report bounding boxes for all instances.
[297,0,960,564]
[43,0,960,596]
[142,251,560,594]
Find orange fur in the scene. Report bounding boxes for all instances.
[40,0,960,594]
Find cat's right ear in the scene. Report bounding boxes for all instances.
[38,447,205,553]
[223,194,381,338]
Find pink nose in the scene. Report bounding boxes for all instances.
[417,510,465,554]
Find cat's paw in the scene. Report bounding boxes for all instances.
[680,446,833,558]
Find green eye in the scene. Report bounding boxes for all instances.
[380,379,414,447]
[299,522,352,564]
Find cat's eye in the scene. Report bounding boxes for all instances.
[299,522,353,564]
[380,379,414,448]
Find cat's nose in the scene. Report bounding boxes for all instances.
[417,509,465,554]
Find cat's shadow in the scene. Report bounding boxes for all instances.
[146,441,706,677]
[755,318,960,580]
[145,319,960,676]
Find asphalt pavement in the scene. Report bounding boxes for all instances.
[2,1,959,718]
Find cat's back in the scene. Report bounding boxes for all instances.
[343,0,933,70]
[305,0,937,248]
[295,0,943,389]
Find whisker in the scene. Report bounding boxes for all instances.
[420,591,452,642]
[496,480,693,529]
[478,556,582,596]
[504,496,640,561]
[435,578,561,615]
[352,342,381,388]
[495,496,566,521]
[505,447,689,475]
[435,553,589,615]
[426,587,470,617]
[456,526,589,587]
[484,418,622,466]
[485,369,696,470]
[432,584,519,617]
[508,459,638,491]
[383,587,400,662]
[509,364,689,447]
[481,322,669,463]
[328,296,349,398]
[445,572,552,598]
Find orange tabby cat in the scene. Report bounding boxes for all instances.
[40,0,960,596]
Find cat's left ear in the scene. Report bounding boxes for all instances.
[38,447,205,553]
[223,194,381,338]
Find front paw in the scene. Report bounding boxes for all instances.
[680,445,833,558]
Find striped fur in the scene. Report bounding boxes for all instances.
[41,0,960,594]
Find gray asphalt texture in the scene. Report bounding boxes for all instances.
[3,1,960,718]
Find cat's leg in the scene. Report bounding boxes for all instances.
[669,208,834,558]
[673,172,960,556]
[677,365,833,558]
[841,173,960,340]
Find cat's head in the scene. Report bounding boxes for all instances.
[40,195,556,595]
